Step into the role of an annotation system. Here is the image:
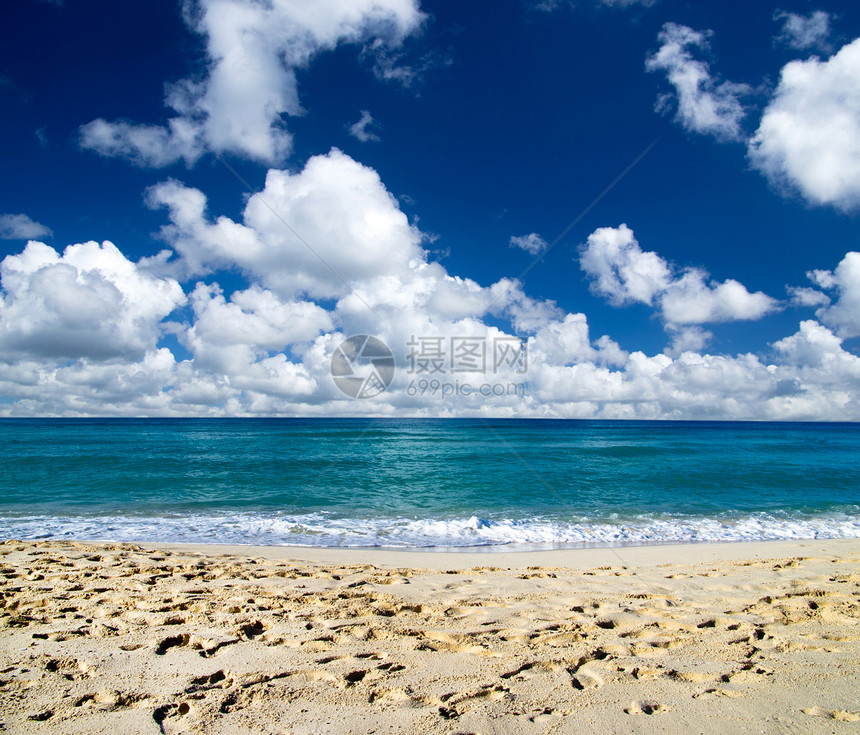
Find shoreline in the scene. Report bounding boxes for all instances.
[5,504,857,552]
[142,536,860,570]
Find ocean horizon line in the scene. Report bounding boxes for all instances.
[1,416,859,425]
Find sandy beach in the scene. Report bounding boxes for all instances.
[1,538,858,734]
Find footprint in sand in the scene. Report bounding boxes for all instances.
[436,683,510,719]
[186,669,234,693]
[153,701,191,732]
[570,668,603,690]
[529,707,560,723]
[368,686,415,704]
[624,700,669,715]
[667,668,716,684]
[801,706,860,721]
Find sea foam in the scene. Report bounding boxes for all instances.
[3,509,859,550]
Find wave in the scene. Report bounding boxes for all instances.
[2,509,859,549]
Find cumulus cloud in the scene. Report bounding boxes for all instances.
[8,315,860,419]
[645,22,860,213]
[0,214,52,240]
[660,270,780,326]
[2,151,859,419]
[665,325,712,357]
[509,233,548,255]
[749,37,860,212]
[529,313,598,366]
[580,224,780,331]
[79,0,424,167]
[519,334,860,421]
[789,285,831,309]
[579,224,670,307]
[140,148,564,411]
[794,251,860,338]
[147,148,427,299]
[646,23,751,142]
[773,319,846,366]
[179,283,326,398]
[187,284,334,356]
[349,110,381,142]
[0,240,185,361]
[774,10,833,52]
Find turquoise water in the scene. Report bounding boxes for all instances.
[0,418,858,548]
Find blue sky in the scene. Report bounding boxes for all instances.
[0,0,859,418]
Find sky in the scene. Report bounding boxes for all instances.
[0,0,859,419]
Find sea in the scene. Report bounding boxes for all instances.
[0,418,858,550]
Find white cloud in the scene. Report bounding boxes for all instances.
[646,23,750,141]
[203,284,333,349]
[349,110,381,142]
[148,148,427,299]
[79,118,204,169]
[8,316,860,420]
[593,334,629,366]
[180,283,324,399]
[773,319,846,366]
[183,283,332,370]
[1,153,859,420]
[144,178,264,277]
[0,214,52,240]
[509,233,548,255]
[665,325,713,357]
[797,251,860,338]
[0,350,183,417]
[580,224,780,330]
[364,43,450,89]
[142,148,562,410]
[660,270,779,325]
[749,37,860,212]
[645,23,860,213]
[789,285,831,308]
[504,284,564,332]
[774,10,833,52]
[0,240,186,361]
[530,313,597,366]
[579,224,671,306]
[79,0,425,166]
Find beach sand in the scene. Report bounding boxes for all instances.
[0,538,858,734]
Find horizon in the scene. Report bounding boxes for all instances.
[1,416,858,426]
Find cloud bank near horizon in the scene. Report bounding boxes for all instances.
[2,146,859,420]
